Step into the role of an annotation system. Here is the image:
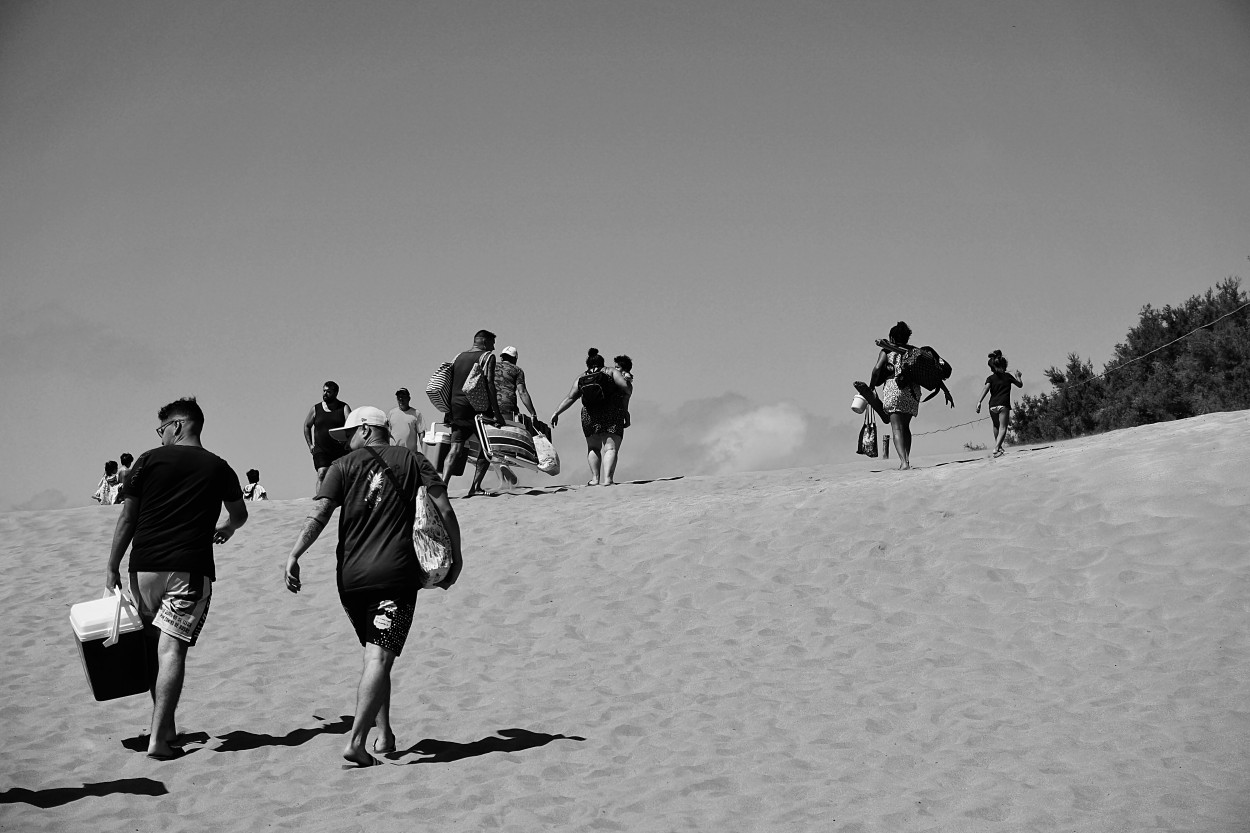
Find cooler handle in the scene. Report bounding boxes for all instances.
[103,587,136,648]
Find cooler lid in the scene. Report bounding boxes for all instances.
[70,595,145,640]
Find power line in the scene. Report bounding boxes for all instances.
[910,297,1250,438]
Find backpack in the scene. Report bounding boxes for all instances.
[895,346,952,392]
[577,370,615,407]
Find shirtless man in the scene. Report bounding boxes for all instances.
[303,381,351,490]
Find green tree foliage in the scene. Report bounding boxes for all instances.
[1011,278,1249,444]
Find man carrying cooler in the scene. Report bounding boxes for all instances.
[105,397,248,760]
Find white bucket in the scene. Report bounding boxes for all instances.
[851,394,868,414]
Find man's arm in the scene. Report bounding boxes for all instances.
[484,354,504,423]
[105,497,140,591]
[516,370,537,417]
[303,406,316,449]
[285,497,337,593]
[426,485,463,588]
[214,499,249,543]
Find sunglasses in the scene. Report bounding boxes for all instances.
[156,419,183,438]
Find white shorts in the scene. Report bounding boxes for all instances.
[129,572,213,646]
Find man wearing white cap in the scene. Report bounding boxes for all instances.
[494,346,538,423]
[284,406,462,767]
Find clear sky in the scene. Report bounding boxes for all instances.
[2,0,1248,510]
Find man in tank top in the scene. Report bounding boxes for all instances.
[303,381,351,491]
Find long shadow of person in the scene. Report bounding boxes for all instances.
[0,778,167,808]
[380,728,584,765]
[213,713,352,753]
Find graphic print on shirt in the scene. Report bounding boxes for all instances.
[364,470,386,509]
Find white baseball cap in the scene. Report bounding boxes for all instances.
[329,406,388,440]
[500,346,518,358]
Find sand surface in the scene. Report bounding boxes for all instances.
[2,412,1248,831]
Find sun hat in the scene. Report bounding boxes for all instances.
[500,346,518,358]
[329,406,388,440]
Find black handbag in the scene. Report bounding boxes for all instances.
[857,412,878,457]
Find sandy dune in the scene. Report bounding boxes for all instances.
[1,411,1247,832]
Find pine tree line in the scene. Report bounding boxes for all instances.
[1011,278,1250,444]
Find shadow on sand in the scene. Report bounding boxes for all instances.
[381,728,585,765]
[0,778,167,808]
[213,714,352,753]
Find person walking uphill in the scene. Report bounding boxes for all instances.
[976,350,1023,457]
[550,348,632,486]
[104,397,248,760]
[440,329,505,497]
[284,406,463,768]
[870,321,954,471]
[303,381,351,491]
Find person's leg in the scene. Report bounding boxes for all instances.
[466,454,491,497]
[601,433,622,485]
[147,631,189,757]
[994,409,1010,454]
[585,435,603,485]
[889,414,907,470]
[343,643,396,767]
[440,441,464,485]
[372,684,395,753]
[900,414,913,465]
[315,466,328,493]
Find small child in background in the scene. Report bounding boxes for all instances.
[242,468,268,501]
[115,452,133,501]
[92,461,120,505]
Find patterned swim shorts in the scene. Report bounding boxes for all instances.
[129,572,212,646]
[340,591,417,656]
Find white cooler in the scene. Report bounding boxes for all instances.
[69,591,150,701]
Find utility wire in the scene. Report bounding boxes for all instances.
[910,298,1250,438]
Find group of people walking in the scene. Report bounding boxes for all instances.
[304,330,635,496]
[91,453,133,505]
[104,394,461,766]
[550,348,633,487]
[96,328,639,767]
[868,321,1022,469]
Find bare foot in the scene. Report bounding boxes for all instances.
[586,480,599,486]
[342,743,382,768]
[372,734,396,755]
[146,740,183,760]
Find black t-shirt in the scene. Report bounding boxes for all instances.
[449,348,495,423]
[317,445,444,595]
[125,445,243,580]
[986,372,1016,408]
